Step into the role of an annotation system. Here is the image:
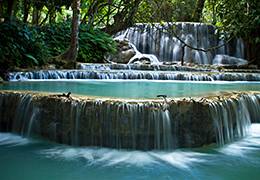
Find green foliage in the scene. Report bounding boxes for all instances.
[40,22,71,57]
[41,22,117,63]
[0,21,47,68]
[0,21,116,69]
[135,0,196,23]
[203,0,260,43]
[78,26,116,63]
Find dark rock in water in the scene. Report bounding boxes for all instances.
[108,34,161,65]
[0,91,259,150]
[106,39,136,63]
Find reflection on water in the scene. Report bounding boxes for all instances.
[0,124,260,179]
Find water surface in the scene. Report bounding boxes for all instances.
[1,80,260,98]
[0,124,260,180]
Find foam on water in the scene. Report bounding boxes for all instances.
[149,151,207,169]
[0,125,260,179]
[0,133,30,146]
[37,124,260,169]
[39,146,208,169]
[219,124,260,156]
[39,147,157,167]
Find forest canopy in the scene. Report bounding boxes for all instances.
[0,0,259,70]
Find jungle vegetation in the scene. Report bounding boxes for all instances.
[0,0,259,71]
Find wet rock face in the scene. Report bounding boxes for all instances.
[168,101,215,148]
[0,91,259,150]
[106,39,136,63]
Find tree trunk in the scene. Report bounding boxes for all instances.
[192,0,206,22]
[32,6,40,25]
[23,0,29,23]
[0,0,3,19]
[5,0,16,22]
[245,25,260,67]
[60,0,81,62]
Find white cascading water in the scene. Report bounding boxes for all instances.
[0,92,259,150]
[115,29,162,65]
[127,42,162,65]
[8,70,260,81]
[235,38,245,59]
[209,94,259,146]
[116,22,246,64]
[12,94,35,136]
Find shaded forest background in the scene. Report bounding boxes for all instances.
[0,0,259,71]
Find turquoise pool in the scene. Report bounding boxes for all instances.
[1,80,260,98]
[0,123,260,180]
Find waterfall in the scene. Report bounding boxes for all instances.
[0,91,259,150]
[0,93,37,137]
[235,38,245,59]
[212,55,248,66]
[127,42,161,65]
[8,70,260,81]
[116,23,246,64]
[0,92,176,150]
[209,94,260,146]
[77,63,217,71]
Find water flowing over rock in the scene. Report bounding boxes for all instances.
[7,70,260,81]
[209,94,260,145]
[109,33,161,65]
[0,91,259,150]
[106,38,136,64]
[77,63,215,72]
[213,54,248,66]
[116,23,246,64]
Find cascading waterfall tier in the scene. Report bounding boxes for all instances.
[8,70,260,81]
[77,63,216,72]
[116,23,245,64]
[0,91,259,150]
[209,94,260,145]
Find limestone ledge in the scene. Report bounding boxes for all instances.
[0,90,259,149]
[0,89,259,105]
[8,63,260,74]
[77,63,260,73]
[7,68,260,82]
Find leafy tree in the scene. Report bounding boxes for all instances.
[192,0,206,21]
[204,0,260,64]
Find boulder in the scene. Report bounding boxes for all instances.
[106,39,136,63]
